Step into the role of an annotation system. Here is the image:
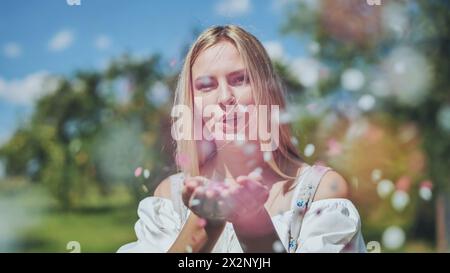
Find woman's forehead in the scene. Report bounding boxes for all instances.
[192,41,245,77]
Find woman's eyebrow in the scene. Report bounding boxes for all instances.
[227,69,247,77]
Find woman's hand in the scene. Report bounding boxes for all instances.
[183,172,269,224]
[182,176,209,209]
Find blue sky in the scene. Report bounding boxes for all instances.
[0,0,307,144]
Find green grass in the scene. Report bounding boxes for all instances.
[19,204,137,252]
[0,178,140,253]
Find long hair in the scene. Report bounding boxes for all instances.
[173,25,304,182]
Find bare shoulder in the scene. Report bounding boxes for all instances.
[313,170,350,201]
[153,176,173,199]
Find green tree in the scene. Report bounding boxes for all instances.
[280,0,449,251]
[0,54,176,209]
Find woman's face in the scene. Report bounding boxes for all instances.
[191,41,255,139]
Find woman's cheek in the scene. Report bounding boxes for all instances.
[194,93,218,120]
[234,87,254,105]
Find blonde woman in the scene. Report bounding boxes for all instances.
[118,25,366,253]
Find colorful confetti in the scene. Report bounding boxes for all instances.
[419,187,432,201]
[382,226,405,250]
[377,179,394,199]
[391,190,410,211]
[304,143,315,157]
[272,240,285,253]
[169,58,177,68]
[341,68,365,91]
[326,138,342,156]
[190,199,201,207]
[279,110,293,124]
[358,94,376,111]
[134,167,143,177]
[371,169,382,183]
[290,57,320,88]
[250,167,263,177]
[263,151,272,162]
[419,181,433,201]
[243,143,257,155]
[197,218,207,228]
[147,81,170,107]
[437,104,450,133]
[185,245,193,253]
[383,46,432,107]
[395,176,411,192]
[290,136,299,146]
[143,169,150,179]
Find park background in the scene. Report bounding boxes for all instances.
[0,0,449,252]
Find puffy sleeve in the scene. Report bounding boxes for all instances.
[117,197,183,253]
[296,198,366,253]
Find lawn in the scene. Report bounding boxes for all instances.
[0,178,140,253]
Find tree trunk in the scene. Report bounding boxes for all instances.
[436,193,448,252]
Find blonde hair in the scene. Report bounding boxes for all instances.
[173,25,304,182]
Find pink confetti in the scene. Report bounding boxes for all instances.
[396,176,411,192]
[420,180,433,189]
[134,167,143,177]
[169,58,177,68]
[327,138,342,156]
[197,218,207,228]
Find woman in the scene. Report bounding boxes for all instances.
[118,25,366,253]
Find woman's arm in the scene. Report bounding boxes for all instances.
[231,171,350,253]
[168,213,225,253]
[232,207,284,253]
[153,177,225,253]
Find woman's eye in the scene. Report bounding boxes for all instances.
[230,74,248,86]
[195,77,217,92]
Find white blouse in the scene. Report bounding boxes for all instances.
[118,164,367,253]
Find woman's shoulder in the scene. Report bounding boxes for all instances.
[138,172,187,219]
[304,165,360,222]
[153,172,185,199]
[313,168,350,202]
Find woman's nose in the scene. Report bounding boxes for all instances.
[217,81,236,107]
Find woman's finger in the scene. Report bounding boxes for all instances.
[182,179,200,205]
